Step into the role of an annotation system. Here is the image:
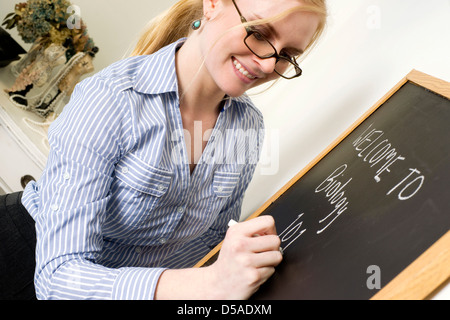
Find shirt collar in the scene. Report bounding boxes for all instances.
[132,38,251,111]
[133,38,185,95]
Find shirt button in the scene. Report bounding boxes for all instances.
[135,246,142,254]
[157,184,165,191]
[121,167,129,174]
[217,186,224,192]
[158,238,167,245]
[177,206,185,213]
[51,204,59,211]
[63,172,71,180]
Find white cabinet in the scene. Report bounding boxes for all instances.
[0,64,48,194]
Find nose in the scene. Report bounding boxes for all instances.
[254,56,277,76]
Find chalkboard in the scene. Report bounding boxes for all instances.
[195,70,450,300]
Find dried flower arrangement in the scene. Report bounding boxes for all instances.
[2,0,99,123]
[2,0,98,61]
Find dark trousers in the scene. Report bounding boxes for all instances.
[0,192,37,300]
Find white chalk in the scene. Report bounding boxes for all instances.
[228,219,239,228]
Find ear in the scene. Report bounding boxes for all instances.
[203,0,223,20]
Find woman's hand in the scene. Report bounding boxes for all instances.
[155,215,282,300]
[207,215,283,299]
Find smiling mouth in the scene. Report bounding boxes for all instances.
[232,57,257,80]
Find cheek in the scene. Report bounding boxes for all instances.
[203,37,247,79]
[202,22,248,61]
[253,73,281,87]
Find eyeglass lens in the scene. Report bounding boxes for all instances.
[245,33,299,78]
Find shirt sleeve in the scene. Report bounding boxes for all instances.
[31,76,165,300]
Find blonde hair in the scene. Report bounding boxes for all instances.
[130,0,203,56]
[130,0,327,57]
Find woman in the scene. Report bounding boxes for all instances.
[13,0,327,299]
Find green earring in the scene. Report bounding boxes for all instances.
[191,19,201,30]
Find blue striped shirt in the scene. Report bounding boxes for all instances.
[22,38,264,300]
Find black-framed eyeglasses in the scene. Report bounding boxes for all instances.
[231,0,302,79]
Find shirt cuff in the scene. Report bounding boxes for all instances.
[111,267,167,300]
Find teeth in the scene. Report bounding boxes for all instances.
[233,59,256,80]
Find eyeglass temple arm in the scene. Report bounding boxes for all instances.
[232,0,247,22]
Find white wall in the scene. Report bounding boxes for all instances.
[2,0,449,299]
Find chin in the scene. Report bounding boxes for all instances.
[217,79,248,98]
[225,89,247,98]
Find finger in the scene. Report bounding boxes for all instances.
[239,216,277,237]
[252,250,283,268]
[257,266,276,284]
[247,234,281,253]
[245,267,276,297]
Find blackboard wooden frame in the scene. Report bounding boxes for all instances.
[195,70,450,300]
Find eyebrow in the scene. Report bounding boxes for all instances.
[253,13,305,56]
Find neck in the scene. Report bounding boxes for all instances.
[175,36,226,116]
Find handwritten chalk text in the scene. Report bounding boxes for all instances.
[352,123,405,183]
[279,213,307,252]
[315,164,352,234]
[353,123,425,199]
[276,122,427,252]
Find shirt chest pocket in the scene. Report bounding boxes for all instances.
[196,169,241,230]
[212,170,241,198]
[112,155,173,227]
